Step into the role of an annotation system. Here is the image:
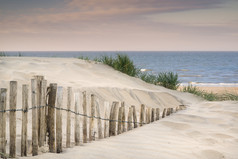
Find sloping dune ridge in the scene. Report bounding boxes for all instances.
[0,57,238,159]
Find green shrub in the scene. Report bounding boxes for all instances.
[138,72,157,84]
[97,54,138,77]
[138,72,180,90]
[0,52,6,56]
[156,72,180,90]
[113,54,138,77]
[99,55,114,67]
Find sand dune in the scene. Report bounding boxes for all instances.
[0,57,238,159]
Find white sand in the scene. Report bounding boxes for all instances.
[0,57,238,159]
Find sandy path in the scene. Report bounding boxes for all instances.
[21,101,238,159]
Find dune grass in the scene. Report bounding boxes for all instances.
[0,52,7,56]
[182,85,238,101]
[138,72,180,90]
[78,54,180,90]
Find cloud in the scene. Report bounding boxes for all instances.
[0,0,233,36]
[67,0,225,13]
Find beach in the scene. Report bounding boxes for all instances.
[0,57,238,159]
[179,86,238,95]
[196,87,238,94]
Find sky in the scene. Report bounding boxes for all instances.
[0,0,238,51]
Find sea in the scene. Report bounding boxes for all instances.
[3,51,238,86]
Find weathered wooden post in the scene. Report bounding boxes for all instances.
[39,80,47,147]
[121,102,126,133]
[104,102,109,138]
[109,102,119,136]
[131,106,138,128]
[31,79,38,155]
[74,92,80,145]
[82,91,87,143]
[35,75,44,144]
[0,88,7,158]
[66,87,72,148]
[156,108,160,120]
[162,108,166,118]
[21,85,28,156]
[147,107,151,124]
[127,107,133,131]
[9,81,17,158]
[47,83,57,153]
[117,107,122,135]
[95,98,103,139]
[140,104,145,126]
[166,108,170,116]
[89,94,96,141]
[56,87,63,153]
[151,108,155,122]
[170,108,173,114]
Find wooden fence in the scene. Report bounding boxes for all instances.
[0,75,185,158]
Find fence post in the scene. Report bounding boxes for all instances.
[140,104,145,126]
[131,106,138,128]
[66,87,72,148]
[117,107,122,135]
[156,108,160,120]
[74,92,80,145]
[31,79,38,155]
[9,81,17,158]
[104,102,109,138]
[39,80,47,147]
[47,83,57,153]
[56,87,63,153]
[162,108,166,118]
[170,108,173,114]
[89,94,96,141]
[147,107,151,124]
[0,88,7,158]
[82,91,87,143]
[127,107,133,131]
[151,108,155,122]
[121,102,126,133]
[109,102,119,136]
[35,76,44,144]
[96,99,103,139]
[166,108,170,116]
[146,109,148,124]
[21,85,28,156]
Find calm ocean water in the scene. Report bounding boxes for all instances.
[4,51,238,86]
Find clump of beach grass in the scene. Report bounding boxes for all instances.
[138,72,158,85]
[96,54,139,77]
[0,52,7,56]
[156,72,180,90]
[77,54,180,90]
[182,85,238,101]
[138,72,180,90]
